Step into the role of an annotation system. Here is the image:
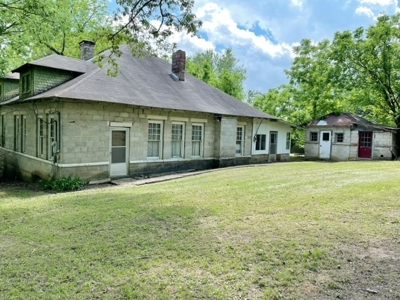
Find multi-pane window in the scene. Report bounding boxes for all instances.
[48,117,58,160]
[255,134,266,151]
[21,73,31,94]
[192,124,203,156]
[171,123,184,158]
[14,115,21,152]
[236,126,244,155]
[286,132,291,150]
[310,131,318,142]
[38,117,44,157]
[147,122,162,158]
[1,115,5,147]
[335,133,344,143]
[360,132,372,147]
[21,116,26,153]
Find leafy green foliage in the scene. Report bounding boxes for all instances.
[39,176,87,192]
[254,14,400,150]
[1,1,202,76]
[0,0,112,74]
[331,14,400,127]
[186,49,247,100]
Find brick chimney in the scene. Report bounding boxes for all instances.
[79,40,95,61]
[172,50,186,81]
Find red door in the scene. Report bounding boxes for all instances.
[358,131,373,158]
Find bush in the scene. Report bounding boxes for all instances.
[39,176,87,192]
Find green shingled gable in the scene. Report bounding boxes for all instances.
[0,79,19,102]
[33,67,77,97]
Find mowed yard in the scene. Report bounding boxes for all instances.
[1,162,400,300]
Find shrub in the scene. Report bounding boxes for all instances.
[39,176,87,192]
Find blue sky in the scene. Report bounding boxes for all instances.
[109,0,400,94]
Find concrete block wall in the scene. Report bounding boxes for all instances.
[1,99,288,181]
[331,128,351,161]
[372,131,394,159]
[218,117,237,158]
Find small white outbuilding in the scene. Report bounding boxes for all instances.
[305,113,398,161]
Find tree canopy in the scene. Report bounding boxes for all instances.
[186,49,247,100]
[255,14,400,130]
[0,0,202,75]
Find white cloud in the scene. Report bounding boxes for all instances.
[359,0,396,5]
[291,0,304,8]
[195,3,293,59]
[355,6,376,18]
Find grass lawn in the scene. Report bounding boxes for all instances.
[1,161,400,299]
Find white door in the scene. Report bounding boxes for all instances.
[110,128,129,177]
[269,131,277,162]
[319,131,331,159]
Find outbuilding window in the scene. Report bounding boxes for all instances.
[335,133,344,143]
[310,131,318,142]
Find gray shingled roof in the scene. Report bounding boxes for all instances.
[15,45,278,119]
[12,54,96,74]
[308,112,398,131]
[2,73,20,80]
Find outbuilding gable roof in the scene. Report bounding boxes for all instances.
[308,112,397,131]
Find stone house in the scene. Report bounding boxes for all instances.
[0,42,293,181]
[305,112,397,161]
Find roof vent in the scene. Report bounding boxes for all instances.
[172,50,186,81]
[79,40,95,61]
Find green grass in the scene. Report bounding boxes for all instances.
[1,161,400,299]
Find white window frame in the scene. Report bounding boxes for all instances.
[21,115,26,153]
[255,134,267,152]
[0,82,3,101]
[191,123,204,157]
[147,121,163,159]
[236,126,244,156]
[1,115,5,147]
[37,117,45,158]
[286,132,291,150]
[14,115,21,152]
[21,72,31,94]
[171,122,185,158]
[48,115,59,161]
[310,131,318,142]
[335,132,344,143]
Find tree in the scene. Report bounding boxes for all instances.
[1,0,202,75]
[186,49,247,100]
[0,0,112,74]
[105,0,202,73]
[331,14,400,128]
